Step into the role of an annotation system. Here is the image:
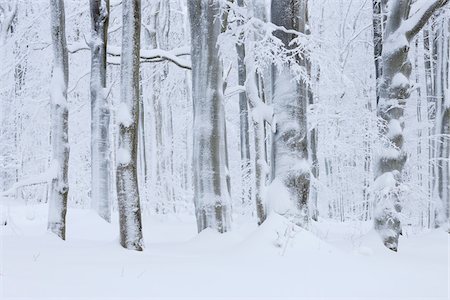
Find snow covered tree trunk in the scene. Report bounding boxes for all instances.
[117,0,144,251]
[48,0,69,240]
[144,2,164,212]
[188,0,231,233]
[245,51,269,225]
[271,0,310,227]
[434,16,450,228]
[302,0,318,222]
[90,0,111,222]
[443,18,450,229]
[374,0,448,251]
[372,0,387,104]
[236,0,252,207]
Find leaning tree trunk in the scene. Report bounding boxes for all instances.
[117,0,144,251]
[188,0,231,233]
[90,0,111,222]
[48,0,69,240]
[271,0,310,227]
[374,0,449,251]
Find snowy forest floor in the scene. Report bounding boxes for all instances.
[1,202,449,299]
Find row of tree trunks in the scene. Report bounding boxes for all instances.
[189,0,231,233]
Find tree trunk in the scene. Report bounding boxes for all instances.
[90,0,111,222]
[236,0,252,207]
[371,0,387,104]
[434,16,450,228]
[48,0,69,240]
[117,0,144,251]
[374,0,448,251]
[271,0,310,227]
[188,0,231,233]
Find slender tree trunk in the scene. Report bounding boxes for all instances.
[245,50,268,225]
[48,0,69,240]
[371,0,387,104]
[189,0,231,233]
[90,0,111,222]
[117,0,144,251]
[236,0,252,207]
[271,0,310,227]
[434,16,450,228]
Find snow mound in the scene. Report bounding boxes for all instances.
[235,213,336,256]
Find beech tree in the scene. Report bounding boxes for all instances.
[117,0,144,250]
[48,0,69,240]
[189,0,231,233]
[236,0,252,207]
[374,0,449,251]
[271,0,311,227]
[90,0,111,222]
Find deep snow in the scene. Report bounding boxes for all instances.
[1,202,449,299]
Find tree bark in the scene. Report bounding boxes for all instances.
[90,0,111,222]
[374,0,448,251]
[48,0,69,240]
[236,0,252,207]
[271,0,311,227]
[189,0,231,233]
[117,0,144,251]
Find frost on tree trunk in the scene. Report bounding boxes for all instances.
[117,0,144,251]
[236,0,252,207]
[243,0,271,225]
[374,0,448,251]
[90,0,111,222]
[188,0,231,233]
[371,0,387,104]
[433,16,450,229]
[270,0,310,227]
[48,0,69,240]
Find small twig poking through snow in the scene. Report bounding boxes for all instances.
[274,221,297,256]
[32,253,40,262]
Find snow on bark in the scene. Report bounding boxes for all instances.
[117,0,144,251]
[432,15,450,229]
[90,0,111,222]
[270,0,311,228]
[236,0,252,211]
[374,0,449,250]
[48,0,69,240]
[189,0,231,233]
[244,37,270,226]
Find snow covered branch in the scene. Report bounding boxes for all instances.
[0,1,17,44]
[0,171,53,198]
[68,43,192,69]
[405,0,449,40]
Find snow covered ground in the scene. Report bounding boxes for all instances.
[1,202,449,299]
